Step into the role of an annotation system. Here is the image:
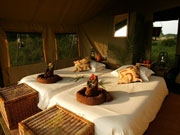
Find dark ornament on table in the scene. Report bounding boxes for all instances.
[76,74,113,105]
[90,48,96,60]
[37,63,62,84]
[85,74,99,96]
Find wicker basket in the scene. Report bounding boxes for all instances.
[0,83,40,130]
[19,105,94,135]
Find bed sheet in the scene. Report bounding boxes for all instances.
[48,73,168,135]
[19,66,111,110]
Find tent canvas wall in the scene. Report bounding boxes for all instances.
[0,0,180,86]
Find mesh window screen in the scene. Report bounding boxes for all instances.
[56,33,79,60]
[6,32,44,67]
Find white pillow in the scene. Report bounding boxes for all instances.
[176,73,180,84]
[90,60,106,72]
[139,66,154,81]
[111,65,154,81]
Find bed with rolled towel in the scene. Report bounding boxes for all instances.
[47,65,168,135]
[19,60,111,110]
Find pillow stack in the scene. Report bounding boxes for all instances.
[74,57,91,72]
[111,65,154,84]
[90,60,106,72]
[139,66,154,81]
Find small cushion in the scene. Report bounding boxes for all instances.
[74,57,91,72]
[111,65,154,81]
[118,66,142,84]
[111,65,133,76]
[90,60,106,72]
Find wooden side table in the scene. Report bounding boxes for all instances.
[136,62,155,69]
[101,61,120,70]
[154,66,169,77]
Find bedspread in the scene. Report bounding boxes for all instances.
[48,73,168,135]
[19,66,111,110]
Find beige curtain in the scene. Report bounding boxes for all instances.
[0,29,10,86]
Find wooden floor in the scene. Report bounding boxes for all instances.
[0,113,19,135]
[144,92,180,135]
[0,88,180,135]
[144,83,180,135]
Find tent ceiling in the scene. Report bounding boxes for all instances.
[110,0,180,14]
[0,0,180,24]
[0,0,112,24]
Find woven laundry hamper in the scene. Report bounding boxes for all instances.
[0,83,40,130]
[19,105,94,135]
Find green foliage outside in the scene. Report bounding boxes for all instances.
[6,32,44,67]
[56,34,79,60]
[151,36,177,68]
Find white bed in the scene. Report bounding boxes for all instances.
[48,72,168,135]
[19,66,111,110]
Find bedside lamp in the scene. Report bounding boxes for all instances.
[158,52,168,67]
[90,48,95,60]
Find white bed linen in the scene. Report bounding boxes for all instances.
[48,73,168,135]
[19,66,111,110]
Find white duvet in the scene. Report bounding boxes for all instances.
[19,66,111,110]
[48,73,168,135]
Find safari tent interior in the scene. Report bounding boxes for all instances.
[0,0,180,135]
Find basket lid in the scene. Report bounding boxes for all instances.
[0,83,37,102]
[20,105,94,135]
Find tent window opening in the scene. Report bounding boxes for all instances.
[113,13,128,37]
[6,32,44,67]
[55,33,79,60]
[152,20,178,68]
